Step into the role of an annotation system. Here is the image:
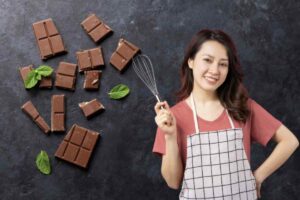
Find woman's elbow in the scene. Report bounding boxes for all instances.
[161,170,181,189]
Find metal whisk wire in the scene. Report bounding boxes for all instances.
[132,54,162,103]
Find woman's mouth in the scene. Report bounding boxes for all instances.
[204,76,218,84]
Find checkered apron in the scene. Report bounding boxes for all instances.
[179,94,257,200]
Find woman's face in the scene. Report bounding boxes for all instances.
[188,40,229,92]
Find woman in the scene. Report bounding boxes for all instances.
[153,29,299,199]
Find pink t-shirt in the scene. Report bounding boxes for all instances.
[152,98,282,166]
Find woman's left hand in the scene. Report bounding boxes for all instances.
[253,170,265,199]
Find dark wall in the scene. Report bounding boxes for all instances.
[0,0,299,199]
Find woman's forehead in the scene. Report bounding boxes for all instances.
[197,40,228,60]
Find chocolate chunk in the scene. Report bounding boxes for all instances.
[79,99,105,118]
[19,65,52,89]
[76,47,104,72]
[55,124,100,168]
[51,94,65,132]
[32,18,67,60]
[83,70,101,90]
[55,62,77,90]
[81,14,113,43]
[21,101,50,134]
[110,38,140,72]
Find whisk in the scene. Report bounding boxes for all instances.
[132,54,163,104]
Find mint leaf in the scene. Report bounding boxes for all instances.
[36,65,53,77]
[108,84,130,99]
[35,150,51,175]
[36,73,42,80]
[24,71,38,89]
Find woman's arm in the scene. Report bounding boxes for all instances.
[161,132,183,189]
[254,124,299,198]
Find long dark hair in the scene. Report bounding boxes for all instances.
[176,29,250,123]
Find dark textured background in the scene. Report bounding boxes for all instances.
[0,0,299,199]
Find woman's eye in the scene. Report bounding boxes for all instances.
[220,63,228,67]
[204,58,212,63]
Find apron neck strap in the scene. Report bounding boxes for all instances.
[190,93,235,133]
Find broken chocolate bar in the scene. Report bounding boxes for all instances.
[83,70,101,90]
[110,38,140,72]
[19,65,52,88]
[21,101,50,134]
[81,14,113,43]
[55,62,77,90]
[55,124,100,168]
[51,94,65,132]
[32,18,67,60]
[79,99,105,118]
[76,47,104,72]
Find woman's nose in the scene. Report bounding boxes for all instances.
[208,62,220,74]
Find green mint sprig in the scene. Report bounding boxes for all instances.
[35,150,51,175]
[25,65,53,89]
[108,84,130,99]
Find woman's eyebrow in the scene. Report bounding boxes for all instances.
[202,54,228,61]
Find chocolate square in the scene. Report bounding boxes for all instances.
[76,47,104,72]
[19,65,52,89]
[55,124,100,168]
[81,14,113,43]
[32,18,67,60]
[51,94,65,132]
[110,38,140,72]
[78,99,105,119]
[83,70,101,90]
[55,62,77,90]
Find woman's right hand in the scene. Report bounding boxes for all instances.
[154,101,177,136]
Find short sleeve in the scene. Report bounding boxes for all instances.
[152,127,166,156]
[250,99,283,146]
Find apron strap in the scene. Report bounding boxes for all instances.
[190,93,235,132]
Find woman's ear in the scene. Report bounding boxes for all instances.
[188,58,193,69]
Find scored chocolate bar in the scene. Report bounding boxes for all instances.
[81,14,113,43]
[32,18,67,60]
[19,65,52,88]
[83,70,101,90]
[21,101,50,134]
[79,99,105,118]
[55,124,100,168]
[51,94,65,132]
[76,47,104,72]
[55,62,77,90]
[110,38,140,72]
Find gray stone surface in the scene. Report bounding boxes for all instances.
[0,0,299,199]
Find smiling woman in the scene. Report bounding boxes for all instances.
[152,29,299,200]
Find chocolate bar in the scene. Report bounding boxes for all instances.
[51,95,65,132]
[32,18,67,60]
[55,124,100,168]
[19,65,52,88]
[79,99,105,118]
[21,101,50,134]
[76,47,104,72]
[81,14,113,43]
[110,38,140,72]
[83,70,101,90]
[55,62,77,90]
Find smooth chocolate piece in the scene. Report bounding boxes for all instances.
[110,38,140,72]
[55,62,77,90]
[32,18,67,60]
[83,70,101,90]
[19,65,52,88]
[21,101,50,134]
[76,47,104,72]
[79,99,105,118]
[81,14,113,43]
[51,95,65,132]
[55,124,100,168]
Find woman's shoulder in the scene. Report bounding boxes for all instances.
[170,100,187,113]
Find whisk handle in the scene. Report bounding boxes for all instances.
[155,95,165,110]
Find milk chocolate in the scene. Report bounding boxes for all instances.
[79,99,105,118]
[51,94,65,132]
[19,65,52,88]
[83,70,101,90]
[55,62,77,90]
[21,101,50,134]
[76,47,104,72]
[55,124,100,168]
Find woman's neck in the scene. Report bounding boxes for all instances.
[190,86,219,106]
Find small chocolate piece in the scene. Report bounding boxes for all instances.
[81,14,113,43]
[32,18,67,60]
[79,99,105,118]
[51,94,65,132]
[110,38,140,72]
[55,62,77,90]
[21,101,50,134]
[19,65,52,89]
[55,124,100,168]
[83,70,101,90]
[76,47,104,72]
